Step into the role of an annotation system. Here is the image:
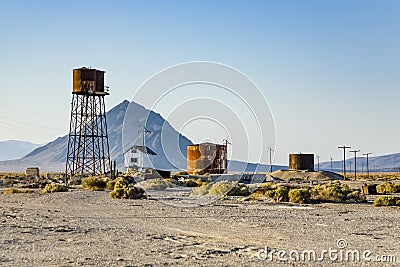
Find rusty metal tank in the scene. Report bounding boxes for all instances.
[289,154,314,171]
[187,143,227,174]
[73,67,106,94]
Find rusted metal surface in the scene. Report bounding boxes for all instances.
[187,143,227,174]
[72,67,107,95]
[95,70,104,92]
[362,184,377,195]
[26,167,39,177]
[289,154,314,171]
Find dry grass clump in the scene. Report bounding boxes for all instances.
[310,182,365,203]
[109,177,145,199]
[136,178,173,190]
[68,177,82,186]
[265,185,289,202]
[248,182,365,204]
[174,171,188,176]
[311,182,348,202]
[164,178,203,187]
[251,183,290,202]
[377,182,400,194]
[4,188,34,194]
[183,178,203,187]
[352,173,400,181]
[106,179,116,190]
[252,182,275,194]
[374,196,400,207]
[288,188,311,204]
[2,179,18,186]
[43,183,68,193]
[193,181,249,196]
[191,183,212,195]
[0,173,26,179]
[81,176,109,191]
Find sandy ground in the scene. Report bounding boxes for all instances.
[1,187,400,267]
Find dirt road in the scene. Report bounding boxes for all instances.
[1,189,399,266]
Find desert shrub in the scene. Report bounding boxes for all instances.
[2,179,18,186]
[288,188,311,204]
[106,180,116,190]
[182,178,203,187]
[269,186,289,202]
[288,177,303,183]
[310,182,349,202]
[68,176,82,186]
[254,184,289,202]
[251,183,290,202]
[4,188,34,194]
[346,190,366,202]
[310,182,365,203]
[207,181,249,196]
[175,171,188,176]
[43,183,68,193]
[165,178,185,186]
[192,181,248,196]
[109,177,145,199]
[191,182,212,196]
[377,182,400,194]
[374,196,400,207]
[81,176,108,191]
[136,178,172,190]
[253,182,275,194]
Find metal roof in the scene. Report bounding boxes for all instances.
[133,145,157,155]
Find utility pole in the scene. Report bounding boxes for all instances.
[138,125,151,146]
[267,147,274,173]
[223,138,231,174]
[330,157,333,171]
[338,146,351,180]
[316,155,321,171]
[362,152,371,179]
[349,150,360,180]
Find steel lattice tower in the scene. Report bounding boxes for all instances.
[65,67,110,178]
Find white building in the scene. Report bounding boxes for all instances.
[124,145,157,172]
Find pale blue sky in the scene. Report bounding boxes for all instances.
[0,0,399,164]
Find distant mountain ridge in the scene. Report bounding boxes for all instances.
[1,102,399,174]
[0,100,275,173]
[0,140,42,161]
[319,153,400,172]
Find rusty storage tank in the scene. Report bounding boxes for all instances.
[73,67,107,94]
[289,154,314,171]
[187,143,227,174]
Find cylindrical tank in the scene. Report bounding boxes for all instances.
[187,143,226,174]
[187,145,202,173]
[289,154,314,171]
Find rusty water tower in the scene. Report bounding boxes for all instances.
[65,67,111,178]
[289,153,314,171]
[187,143,227,174]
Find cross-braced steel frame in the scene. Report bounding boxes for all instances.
[65,93,110,177]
